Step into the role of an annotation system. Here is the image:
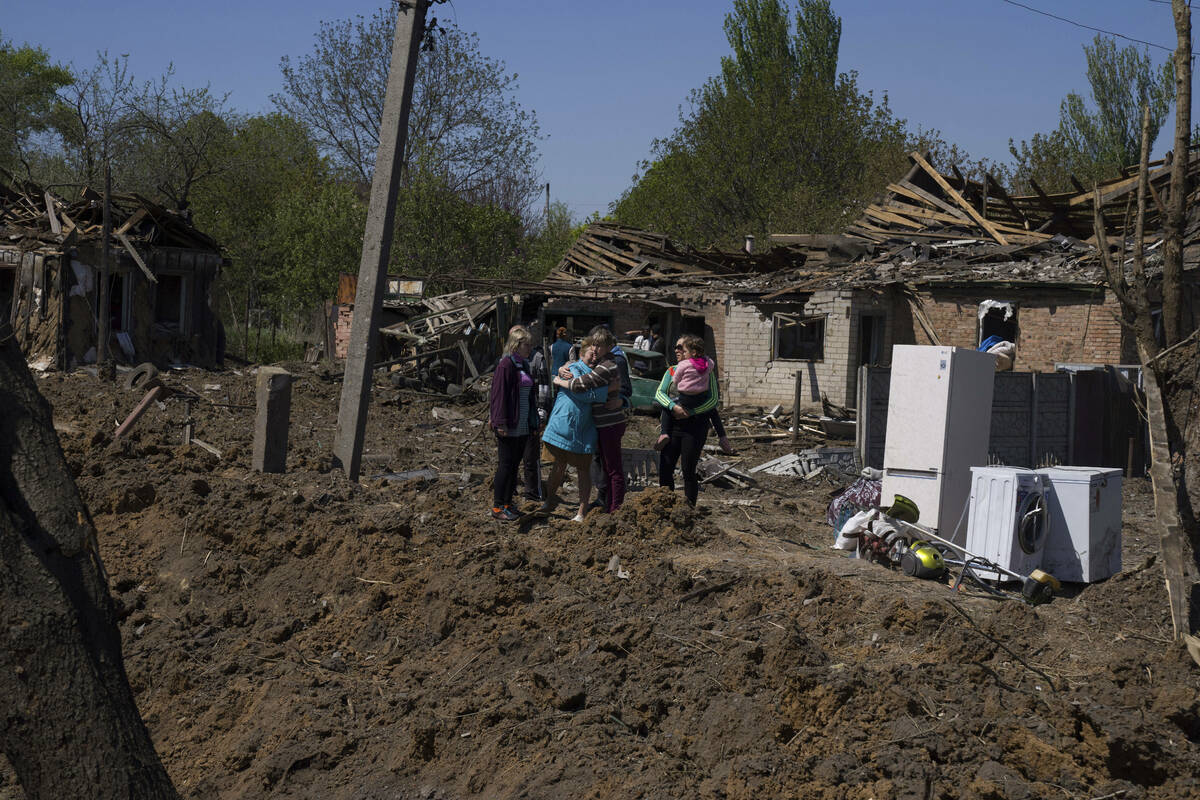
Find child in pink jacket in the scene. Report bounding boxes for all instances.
[654,338,734,454]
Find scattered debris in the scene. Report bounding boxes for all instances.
[697,456,753,487]
[114,383,166,439]
[751,447,858,477]
[373,468,439,483]
[189,437,222,459]
[605,555,630,580]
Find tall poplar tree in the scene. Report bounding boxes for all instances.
[1009,35,1174,193]
[612,0,908,247]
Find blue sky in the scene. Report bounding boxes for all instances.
[4,0,1193,220]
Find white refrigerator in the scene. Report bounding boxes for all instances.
[881,345,996,543]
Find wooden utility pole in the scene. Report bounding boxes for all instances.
[334,0,427,481]
[97,160,113,373]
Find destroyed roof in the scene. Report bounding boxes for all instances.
[379,290,499,343]
[546,223,794,286]
[0,175,220,253]
[545,150,1200,298]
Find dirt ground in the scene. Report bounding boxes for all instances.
[4,359,1200,800]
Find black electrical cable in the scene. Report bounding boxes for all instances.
[998,0,1200,56]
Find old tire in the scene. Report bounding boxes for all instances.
[124,363,160,393]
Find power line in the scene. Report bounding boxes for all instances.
[999,0,1199,56]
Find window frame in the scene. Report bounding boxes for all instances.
[153,272,189,335]
[772,312,826,362]
[977,301,1017,348]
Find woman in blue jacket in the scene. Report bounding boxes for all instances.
[542,335,609,521]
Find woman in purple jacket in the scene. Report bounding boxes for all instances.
[488,326,539,521]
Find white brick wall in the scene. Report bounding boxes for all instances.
[722,289,891,410]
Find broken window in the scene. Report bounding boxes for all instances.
[858,314,885,366]
[774,313,825,360]
[0,266,13,318]
[97,272,130,332]
[385,277,424,304]
[978,300,1016,346]
[155,274,185,330]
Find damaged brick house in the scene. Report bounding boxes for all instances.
[1,179,225,370]
[545,152,1200,410]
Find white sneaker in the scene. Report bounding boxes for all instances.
[570,512,584,523]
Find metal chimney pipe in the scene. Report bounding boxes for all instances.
[744,234,755,255]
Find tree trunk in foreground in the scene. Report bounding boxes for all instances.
[0,331,178,799]
[1141,356,1199,641]
[1163,0,1192,346]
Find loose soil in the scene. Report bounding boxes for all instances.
[4,361,1200,799]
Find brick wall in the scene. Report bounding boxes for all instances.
[333,304,353,359]
[910,287,1127,370]
[721,289,889,409]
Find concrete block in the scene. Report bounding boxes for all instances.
[253,367,293,473]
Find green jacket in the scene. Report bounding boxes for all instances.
[655,365,718,415]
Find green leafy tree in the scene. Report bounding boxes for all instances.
[612,0,910,246]
[1009,35,1174,192]
[525,200,579,279]
[123,81,235,211]
[189,112,328,329]
[268,178,366,312]
[274,4,541,217]
[388,166,527,286]
[0,32,72,178]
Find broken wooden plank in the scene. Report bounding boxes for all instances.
[457,339,479,380]
[891,180,972,222]
[116,232,157,284]
[190,437,222,458]
[114,384,165,439]
[113,207,148,237]
[1068,162,1173,208]
[863,205,925,230]
[909,152,1008,245]
[44,192,62,235]
[986,173,1030,229]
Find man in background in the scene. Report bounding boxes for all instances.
[551,327,572,374]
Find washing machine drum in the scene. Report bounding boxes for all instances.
[1015,490,1047,554]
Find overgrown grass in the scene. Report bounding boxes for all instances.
[227,324,308,365]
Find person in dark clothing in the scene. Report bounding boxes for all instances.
[647,324,668,379]
[584,325,632,512]
[656,335,725,506]
[522,337,550,500]
[550,327,573,374]
[653,334,734,455]
[658,413,711,506]
[488,326,539,521]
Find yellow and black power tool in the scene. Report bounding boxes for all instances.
[900,541,946,580]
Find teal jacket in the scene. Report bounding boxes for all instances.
[655,365,719,415]
[542,361,607,454]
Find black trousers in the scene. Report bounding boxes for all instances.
[521,431,542,500]
[658,414,709,505]
[494,433,529,508]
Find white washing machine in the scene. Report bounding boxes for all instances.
[1035,466,1123,583]
[964,467,1048,581]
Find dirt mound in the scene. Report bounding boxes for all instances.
[1,366,1197,799]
